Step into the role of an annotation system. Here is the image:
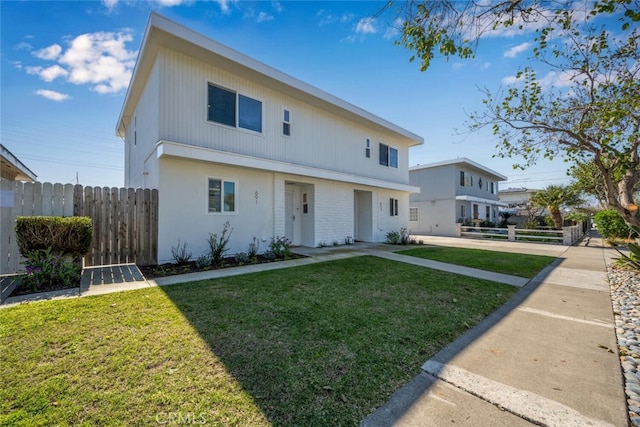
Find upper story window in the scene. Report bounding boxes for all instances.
[283,109,291,136]
[365,138,371,158]
[207,83,262,133]
[379,143,398,168]
[491,182,496,194]
[208,178,236,213]
[460,171,473,187]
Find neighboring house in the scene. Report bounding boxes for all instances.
[498,187,541,210]
[409,158,507,236]
[498,187,544,227]
[0,144,36,182]
[117,14,423,263]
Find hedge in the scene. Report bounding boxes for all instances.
[15,216,93,257]
[593,210,636,240]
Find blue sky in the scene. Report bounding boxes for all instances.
[2,0,575,189]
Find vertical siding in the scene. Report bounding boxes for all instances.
[156,48,412,185]
[127,58,160,188]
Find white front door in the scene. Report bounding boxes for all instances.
[285,190,294,242]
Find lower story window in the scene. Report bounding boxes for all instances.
[208,178,236,213]
[390,198,398,216]
[409,207,418,221]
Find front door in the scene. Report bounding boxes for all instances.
[285,190,294,242]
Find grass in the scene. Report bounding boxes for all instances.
[398,246,556,278]
[1,256,518,426]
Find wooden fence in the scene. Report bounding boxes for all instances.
[0,181,158,275]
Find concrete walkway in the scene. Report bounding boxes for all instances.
[363,232,628,427]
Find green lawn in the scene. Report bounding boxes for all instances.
[398,246,556,278]
[1,256,517,426]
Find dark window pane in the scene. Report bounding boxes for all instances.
[283,122,291,136]
[224,181,235,212]
[208,179,222,212]
[284,109,290,122]
[390,198,394,216]
[379,143,388,166]
[239,95,262,132]
[208,84,236,127]
[460,171,465,186]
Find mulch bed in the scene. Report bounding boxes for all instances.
[138,253,306,279]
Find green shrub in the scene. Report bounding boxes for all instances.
[385,228,410,245]
[594,210,635,239]
[269,236,291,259]
[15,216,92,257]
[20,248,81,293]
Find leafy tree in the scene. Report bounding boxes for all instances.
[390,1,640,226]
[530,184,583,229]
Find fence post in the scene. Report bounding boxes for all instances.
[455,223,462,237]
[562,226,573,245]
[508,224,516,241]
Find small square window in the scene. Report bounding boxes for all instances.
[409,207,418,221]
[208,178,236,213]
[283,109,291,136]
[365,138,371,158]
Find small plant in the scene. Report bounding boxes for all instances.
[247,237,260,259]
[333,241,340,246]
[269,236,291,259]
[234,252,250,265]
[207,222,233,265]
[195,254,212,269]
[615,225,640,271]
[19,248,81,293]
[344,237,354,245]
[171,240,192,265]
[262,250,276,261]
[318,241,328,248]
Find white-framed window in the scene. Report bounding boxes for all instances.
[460,204,466,219]
[283,108,291,136]
[409,207,418,221]
[379,143,398,168]
[491,182,496,194]
[486,206,490,219]
[365,138,371,158]
[208,178,236,213]
[390,198,399,216]
[207,83,262,133]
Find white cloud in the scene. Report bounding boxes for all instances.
[504,42,531,58]
[12,61,22,70]
[40,65,69,82]
[102,0,118,12]
[14,41,33,51]
[383,18,403,40]
[355,17,377,35]
[24,30,137,95]
[502,75,521,85]
[215,0,234,14]
[317,9,353,26]
[256,11,274,23]
[35,89,70,102]
[33,44,62,60]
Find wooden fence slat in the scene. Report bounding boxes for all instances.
[127,188,135,263]
[41,182,53,216]
[0,180,16,275]
[63,184,74,217]
[52,183,64,216]
[150,189,158,265]
[22,181,34,216]
[73,185,83,216]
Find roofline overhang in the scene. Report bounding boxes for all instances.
[154,140,420,193]
[1,144,37,182]
[116,13,424,147]
[410,157,507,181]
[455,195,508,207]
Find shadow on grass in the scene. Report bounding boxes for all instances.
[158,255,524,425]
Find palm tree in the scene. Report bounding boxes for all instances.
[530,185,583,230]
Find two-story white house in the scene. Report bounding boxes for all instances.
[117,14,423,263]
[409,158,506,236]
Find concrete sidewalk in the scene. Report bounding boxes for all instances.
[363,233,627,426]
